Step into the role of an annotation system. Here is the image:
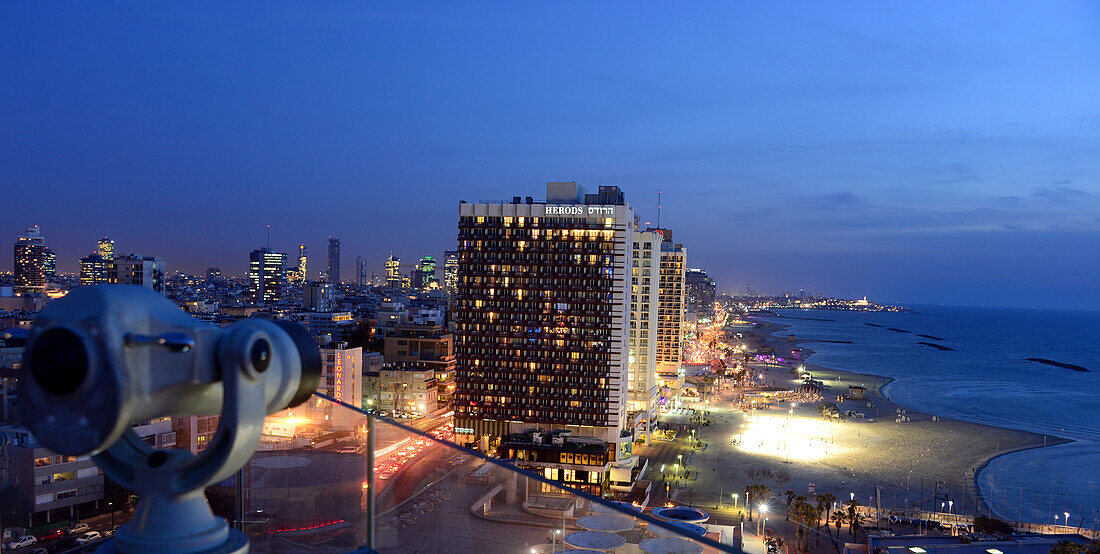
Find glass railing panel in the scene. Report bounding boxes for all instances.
[230,394,373,553]
[63,394,740,553]
[355,396,739,554]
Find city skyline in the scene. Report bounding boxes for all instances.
[4,3,1100,310]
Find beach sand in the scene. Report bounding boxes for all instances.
[665,320,1065,520]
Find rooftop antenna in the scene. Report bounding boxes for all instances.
[656,189,662,229]
[266,225,271,249]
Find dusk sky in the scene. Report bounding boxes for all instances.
[3,2,1099,310]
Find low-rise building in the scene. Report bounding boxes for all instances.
[306,311,356,342]
[363,364,437,416]
[499,430,610,496]
[384,325,455,407]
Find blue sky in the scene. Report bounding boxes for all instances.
[3,2,1099,309]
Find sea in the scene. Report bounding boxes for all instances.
[760,305,1100,527]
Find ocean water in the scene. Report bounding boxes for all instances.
[760,305,1100,526]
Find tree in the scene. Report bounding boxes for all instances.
[845,500,864,539]
[789,496,819,552]
[784,489,797,520]
[973,515,1014,536]
[746,484,772,521]
[816,493,837,533]
[832,511,846,543]
[1048,540,1100,554]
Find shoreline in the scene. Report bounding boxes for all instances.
[747,317,1070,519]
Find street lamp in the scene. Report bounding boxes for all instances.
[850,492,855,501]
[1064,512,1070,527]
[732,493,738,508]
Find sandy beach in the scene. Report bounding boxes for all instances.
[654,319,1066,521]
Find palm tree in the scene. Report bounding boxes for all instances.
[785,490,797,520]
[746,484,771,521]
[816,493,837,532]
[832,511,846,544]
[790,497,819,552]
[846,501,864,539]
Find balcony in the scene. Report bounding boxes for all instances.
[61,393,739,553]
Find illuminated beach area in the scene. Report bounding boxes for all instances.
[736,410,841,462]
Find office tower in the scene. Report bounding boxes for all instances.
[328,237,341,284]
[80,236,117,287]
[443,250,458,296]
[206,267,222,284]
[13,226,46,293]
[43,247,56,281]
[97,236,115,259]
[454,183,634,471]
[685,268,716,320]
[412,254,436,289]
[356,256,368,286]
[79,253,112,286]
[652,230,686,379]
[384,255,401,288]
[288,244,307,285]
[111,255,166,293]
[628,231,661,444]
[248,247,287,304]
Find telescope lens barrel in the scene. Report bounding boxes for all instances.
[273,320,321,407]
[29,327,90,397]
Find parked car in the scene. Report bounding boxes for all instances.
[30,548,48,554]
[68,523,90,535]
[36,528,65,541]
[75,531,102,545]
[7,535,37,549]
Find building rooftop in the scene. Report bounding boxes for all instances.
[501,429,608,455]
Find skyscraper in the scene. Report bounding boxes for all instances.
[356,256,369,286]
[685,268,716,320]
[454,183,634,471]
[328,237,341,284]
[248,247,287,304]
[289,244,307,285]
[80,235,116,287]
[443,250,459,297]
[97,236,115,259]
[384,255,401,288]
[628,231,662,444]
[79,253,112,286]
[43,247,57,282]
[13,226,46,294]
[653,231,686,379]
[412,255,436,289]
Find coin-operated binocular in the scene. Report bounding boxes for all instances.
[20,286,320,553]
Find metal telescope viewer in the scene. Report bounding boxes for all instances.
[19,285,321,553]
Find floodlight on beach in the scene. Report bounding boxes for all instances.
[737,412,839,461]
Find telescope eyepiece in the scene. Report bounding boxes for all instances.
[30,327,90,397]
[250,339,271,373]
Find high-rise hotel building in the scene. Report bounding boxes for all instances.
[454,183,634,454]
[654,231,686,378]
[627,231,661,443]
